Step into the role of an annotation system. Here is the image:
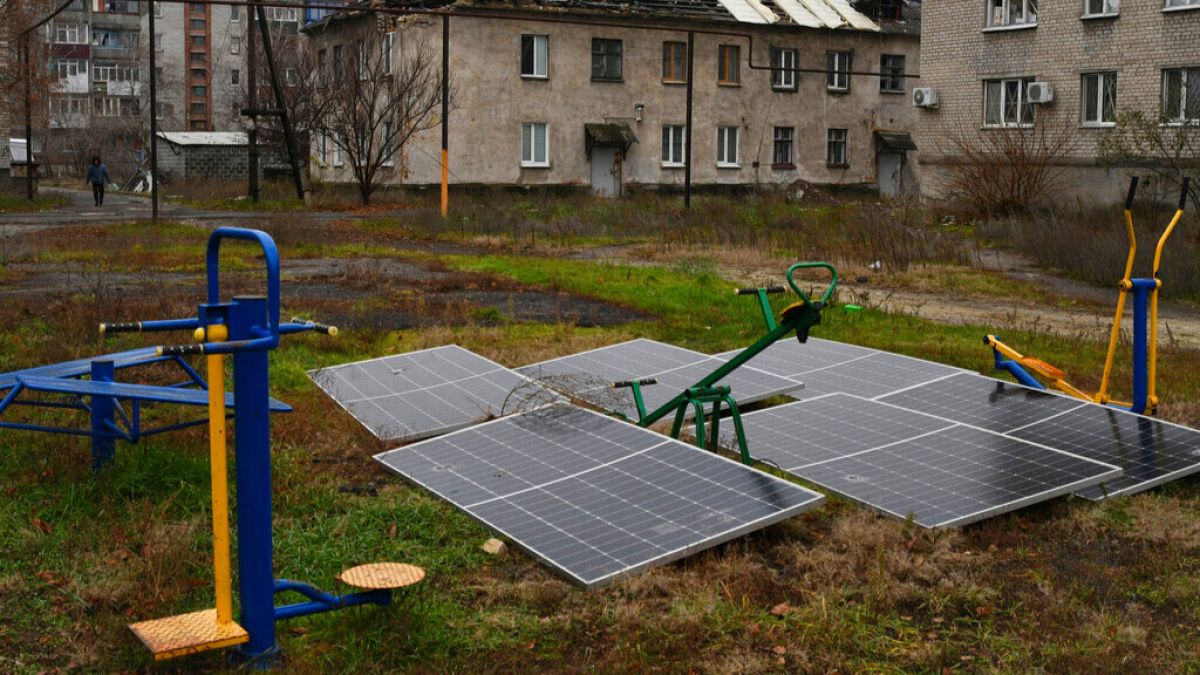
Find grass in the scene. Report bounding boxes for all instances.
[0,195,69,212]
[2,204,1200,672]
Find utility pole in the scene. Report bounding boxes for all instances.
[684,30,694,210]
[255,4,307,202]
[148,2,159,224]
[440,14,449,217]
[246,4,259,202]
[23,34,34,201]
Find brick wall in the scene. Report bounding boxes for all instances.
[916,0,1200,203]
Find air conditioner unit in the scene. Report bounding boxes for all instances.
[1026,82,1055,104]
[912,87,939,109]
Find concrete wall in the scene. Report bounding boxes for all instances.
[309,12,921,192]
[916,0,1200,204]
[155,142,286,182]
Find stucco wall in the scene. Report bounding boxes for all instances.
[309,12,921,192]
[915,0,1200,203]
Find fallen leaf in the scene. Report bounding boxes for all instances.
[31,518,51,534]
[289,626,308,635]
[772,645,787,655]
[770,602,791,617]
[975,606,995,617]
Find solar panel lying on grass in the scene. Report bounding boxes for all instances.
[376,403,824,588]
[880,372,1200,501]
[309,345,558,442]
[715,338,965,399]
[517,339,803,420]
[726,393,1122,528]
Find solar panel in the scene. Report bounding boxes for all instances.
[715,338,963,399]
[518,339,803,420]
[726,394,1121,528]
[878,372,1086,432]
[309,345,558,442]
[376,404,824,588]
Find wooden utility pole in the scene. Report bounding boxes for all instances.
[247,5,260,202]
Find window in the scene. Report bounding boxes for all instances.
[318,49,327,84]
[381,121,395,166]
[773,127,794,166]
[154,1,162,17]
[95,96,119,117]
[189,19,206,31]
[231,68,240,85]
[591,39,622,81]
[382,32,394,76]
[231,37,241,55]
[190,120,207,131]
[826,129,848,167]
[231,5,240,21]
[986,0,1038,27]
[983,77,1035,127]
[190,101,207,115]
[286,68,298,86]
[1165,0,1200,8]
[1162,67,1200,122]
[716,126,739,167]
[192,85,206,97]
[357,41,368,80]
[54,59,85,78]
[55,24,85,44]
[771,47,797,90]
[880,54,906,93]
[661,125,685,167]
[521,35,549,79]
[333,45,343,81]
[521,122,549,167]
[333,141,343,167]
[155,33,164,52]
[190,52,206,64]
[155,101,165,120]
[827,51,851,91]
[662,41,686,83]
[1081,72,1116,125]
[191,68,206,82]
[718,45,740,85]
[190,35,206,47]
[1083,0,1118,16]
[190,2,204,15]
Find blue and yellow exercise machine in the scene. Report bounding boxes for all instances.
[986,176,1191,415]
[0,228,422,663]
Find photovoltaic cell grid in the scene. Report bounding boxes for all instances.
[309,345,558,442]
[715,338,966,399]
[516,339,803,420]
[728,393,1122,528]
[881,372,1200,501]
[376,404,824,588]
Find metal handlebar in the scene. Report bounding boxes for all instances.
[206,228,281,347]
[1125,176,1139,211]
[613,378,658,388]
[734,286,785,296]
[287,317,339,336]
[785,262,839,307]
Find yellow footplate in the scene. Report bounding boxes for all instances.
[128,608,249,661]
[337,562,426,590]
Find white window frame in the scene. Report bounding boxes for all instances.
[285,68,298,87]
[1081,72,1117,127]
[826,51,851,92]
[521,122,549,167]
[1162,67,1200,123]
[1164,0,1200,11]
[1082,0,1119,17]
[661,125,685,167]
[154,33,164,52]
[332,142,343,167]
[382,32,394,76]
[716,126,739,168]
[826,128,849,167]
[153,1,162,17]
[357,41,368,81]
[231,37,241,55]
[773,126,795,166]
[521,34,549,79]
[55,24,85,45]
[983,77,1035,128]
[772,47,797,91]
[985,0,1038,29]
[381,122,395,167]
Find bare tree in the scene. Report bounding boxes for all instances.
[303,22,444,205]
[1098,109,1200,216]
[936,116,1080,213]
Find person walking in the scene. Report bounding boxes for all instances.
[85,156,112,206]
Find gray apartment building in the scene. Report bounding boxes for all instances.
[915,0,1200,203]
[305,0,922,195]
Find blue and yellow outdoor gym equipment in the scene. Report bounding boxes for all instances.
[0,227,423,663]
[986,176,1191,415]
[619,261,838,463]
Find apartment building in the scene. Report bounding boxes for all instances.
[305,0,922,195]
[41,0,310,174]
[915,0,1200,203]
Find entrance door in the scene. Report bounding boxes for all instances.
[877,151,903,197]
[590,147,621,197]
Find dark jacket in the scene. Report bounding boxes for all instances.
[86,164,111,185]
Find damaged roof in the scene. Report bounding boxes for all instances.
[370,0,904,30]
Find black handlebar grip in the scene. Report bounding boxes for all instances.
[734,285,785,295]
[291,317,339,335]
[1125,176,1139,210]
[612,378,658,388]
[1180,177,1191,212]
[100,322,141,334]
[157,344,205,357]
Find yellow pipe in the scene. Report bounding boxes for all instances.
[1097,208,1137,404]
[440,149,449,217]
[201,325,234,626]
[987,336,1091,403]
[1147,207,1183,410]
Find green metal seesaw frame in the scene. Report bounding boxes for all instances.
[616,261,838,465]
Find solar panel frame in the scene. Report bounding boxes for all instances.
[376,403,825,588]
[309,345,558,443]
